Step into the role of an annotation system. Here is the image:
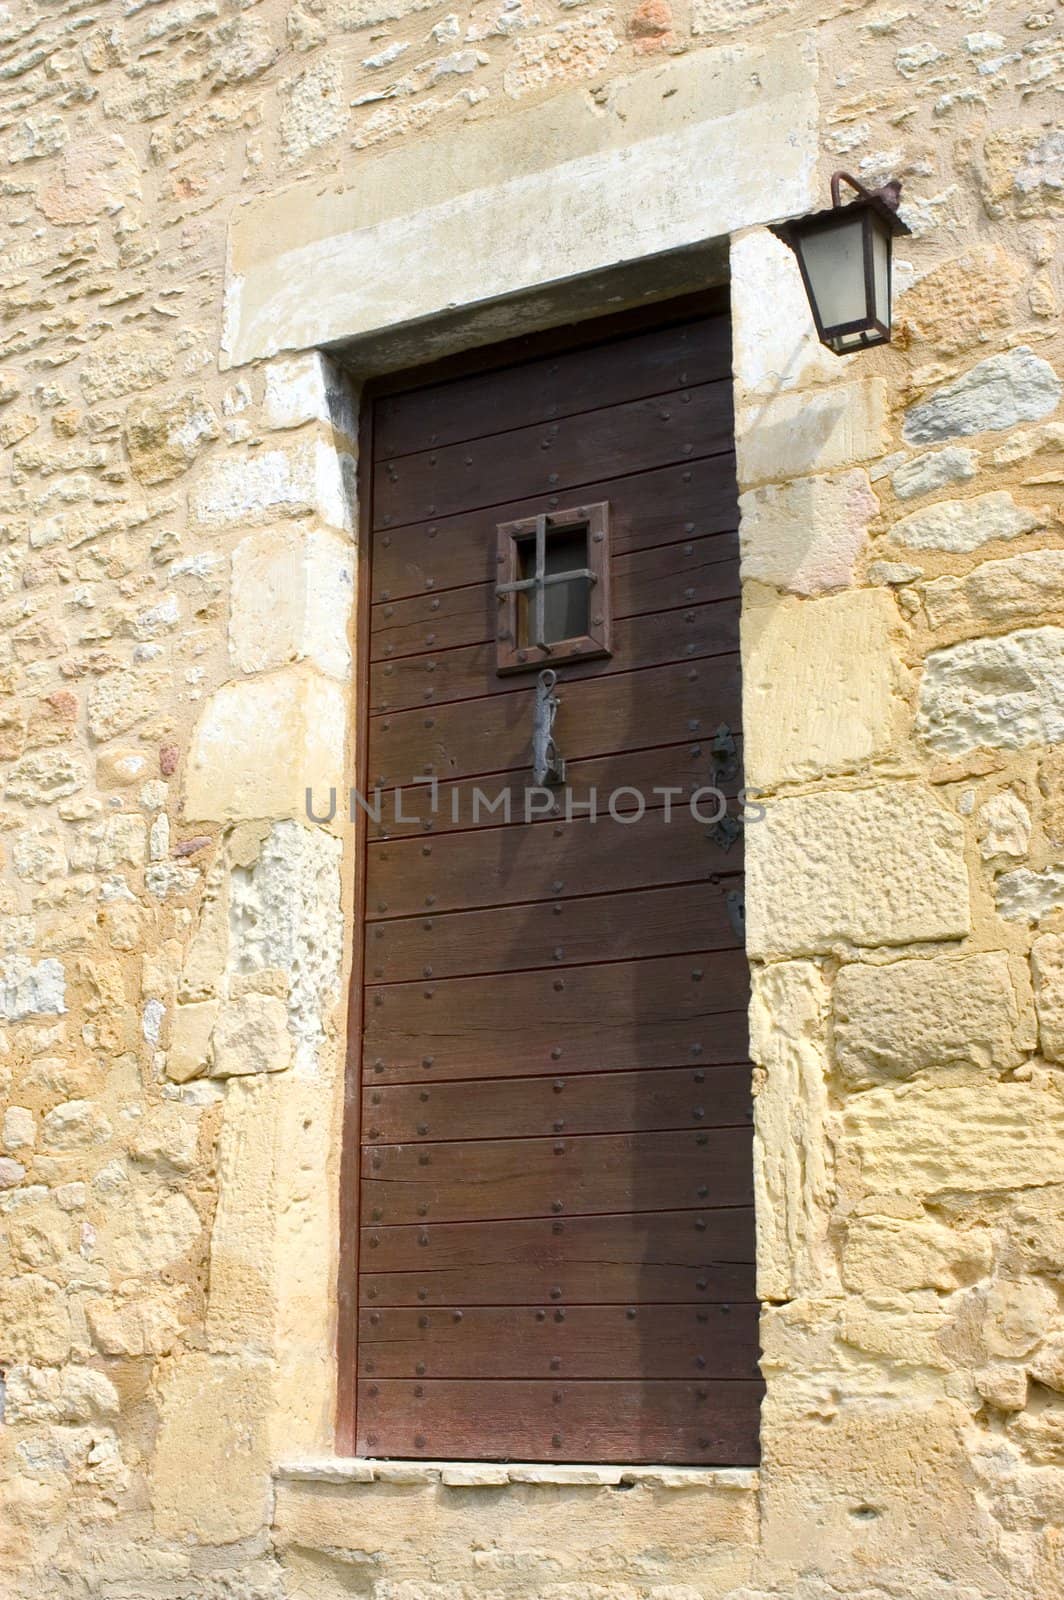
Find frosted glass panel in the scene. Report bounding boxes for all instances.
[798,217,866,330]
[872,224,890,329]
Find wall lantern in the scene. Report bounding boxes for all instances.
[770,171,911,355]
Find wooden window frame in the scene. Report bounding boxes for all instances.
[494,503,612,674]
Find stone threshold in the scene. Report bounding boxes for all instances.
[277,1458,759,1491]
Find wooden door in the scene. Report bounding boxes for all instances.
[345,296,761,1464]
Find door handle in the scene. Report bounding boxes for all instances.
[531,668,566,788]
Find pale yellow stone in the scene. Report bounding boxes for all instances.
[151,1352,272,1543]
[743,588,906,789]
[736,379,889,488]
[842,1214,993,1293]
[746,783,970,959]
[1031,933,1064,1063]
[975,1363,1028,1412]
[843,1080,1064,1199]
[0,1274,72,1364]
[275,1469,759,1595]
[166,999,219,1083]
[833,952,1035,1085]
[923,547,1064,636]
[96,1188,202,1277]
[184,668,346,824]
[759,1400,1007,1595]
[983,1277,1057,1358]
[738,469,878,595]
[750,960,837,1300]
[86,1292,186,1357]
[210,992,292,1078]
[229,525,352,680]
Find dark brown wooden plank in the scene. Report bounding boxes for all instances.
[372,465,737,616]
[374,382,734,529]
[366,949,750,1082]
[358,1303,760,1379]
[364,1063,752,1144]
[367,880,742,982]
[361,1126,753,1224]
[360,1208,756,1306]
[368,655,741,789]
[356,1377,763,1463]
[368,738,746,841]
[367,804,744,921]
[374,316,733,460]
[372,597,740,715]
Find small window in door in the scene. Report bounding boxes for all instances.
[495,503,611,673]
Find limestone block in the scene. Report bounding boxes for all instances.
[897,246,1025,357]
[918,627,1064,754]
[167,999,220,1082]
[746,784,970,959]
[188,437,355,535]
[79,334,175,405]
[86,1292,186,1357]
[41,1100,113,1150]
[3,1107,35,1151]
[130,1105,201,1174]
[4,1365,119,1425]
[759,1400,1007,1595]
[977,790,1030,860]
[275,1468,758,1594]
[280,57,345,164]
[980,126,1064,220]
[87,671,160,742]
[737,379,888,488]
[842,1214,993,1293]
[0,957,66,1020]
[0,1158,26,1187]
[983,1276,1057,1360]
[97,1188,201,1277]
[228,820,344,1073]
[903,346,1062,445]
[1010,1408,1064,1465]
[151,1352,272,1543]
[838,1294,951,1369]
[229,525,353,680]
[892,446,979,501]
[997,863,1064,924]
[177,866,228,1001]
[843,1080,1064,1199]
[1028,1334,1064,1394]
[833,952,1035,1085]
[738,470,877,594]
[923,548,1064,635]
[750,961,837,1300]
[743,588,905,789]
[124,389,219,485]
[975,1364,1028,1412]
[37,133,142,226]
[1041,748,1064,845]
[0,1273,72,1364]
[5,749,88,804]
[729,228,840,398]
[184,669,346,824]
[262,352,357,440]
[890,490,1041,553]
[1032,934,1064,1062]
[210,993,292,1078]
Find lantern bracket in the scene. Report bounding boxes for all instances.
[829,170,903,214]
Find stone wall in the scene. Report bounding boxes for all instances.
[0,0,1062,1595]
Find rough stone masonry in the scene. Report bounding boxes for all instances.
[0,0,1062,1596]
